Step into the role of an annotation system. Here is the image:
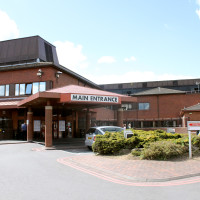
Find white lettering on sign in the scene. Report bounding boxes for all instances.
[71,94,119,103]
[187,121,200,131]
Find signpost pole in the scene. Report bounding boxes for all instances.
[188,130,192,159]
[187,121,200,159]
[124,126,126,138]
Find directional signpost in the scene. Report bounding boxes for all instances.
[187,121,200,159]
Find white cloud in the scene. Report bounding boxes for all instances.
[196,9,200,19]
[83,70,194,84]
[53,41,88,70]
[97,56,116,64]
[196,0,200,19]
[124,56,136,62]
[0,10,19,41]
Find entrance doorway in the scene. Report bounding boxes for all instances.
[17,120,27,140]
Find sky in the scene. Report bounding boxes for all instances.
[0,0,200,84]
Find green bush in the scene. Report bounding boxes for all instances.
[192,135,200,148]
[92,132,126,155]
[174,137,189,147]
[140,140,187,160]
[92,129,199,159]
[131,148,142,157]
[125,136,141,149]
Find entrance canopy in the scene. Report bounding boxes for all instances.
[18,85,137,107]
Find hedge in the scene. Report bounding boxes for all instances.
[92,129,200,160]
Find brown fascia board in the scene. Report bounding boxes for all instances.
[0,105,19,109]
[18,92,60,107]
[0,62,53,72]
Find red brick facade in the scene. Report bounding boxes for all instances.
[0,66,89,89]
[123,93,200,121]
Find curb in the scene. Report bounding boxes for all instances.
[0,141,28,145]
[59,155,200,183]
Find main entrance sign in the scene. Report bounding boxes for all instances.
[71,94,119,103]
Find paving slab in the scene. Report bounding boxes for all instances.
[57,154,200,182]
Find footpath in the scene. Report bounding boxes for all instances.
[57,153,200,183]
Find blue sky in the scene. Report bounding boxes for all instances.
[0,0,200,84]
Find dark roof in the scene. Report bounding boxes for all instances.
[0,36,100,89]
[132,87,185,96]
[183,103,200,111]
[0,36,59,66]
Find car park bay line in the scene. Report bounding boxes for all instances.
[57,157,200,187]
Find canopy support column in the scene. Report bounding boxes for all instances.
[45,101,53,147]
[27,107,33,142]
[86,109,91,131]
[117,107,123,127]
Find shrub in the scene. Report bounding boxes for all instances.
[125,136,141,149]
[92,129,193,159]
[92,132,126,155]
[192,135,200,148]
[131,148,142,157]
[140,140,187,160]
[175,137,189,147]
[137,134,159,148]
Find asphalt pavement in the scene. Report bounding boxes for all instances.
[1,140,200,200]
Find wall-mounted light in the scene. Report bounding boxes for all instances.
[37,69,43,77]
[55,71,62,78]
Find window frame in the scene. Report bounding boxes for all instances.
[138,103,150,110]
[15,82,47,96]
[0,85,9,97]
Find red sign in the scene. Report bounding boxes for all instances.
[189,123,200,126]
[187,121,200,131]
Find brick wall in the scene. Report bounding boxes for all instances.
[0,65,90,89]
[123,93,200,120]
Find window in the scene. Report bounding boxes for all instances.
[39,82,46,92]
[26,84,32,95]
[0,85,9,96]
[105,105,114,110]
[5,85,9,96]
[122,103,133,110]
[122,103,137,110]
[0,85,5,96]
[143,121,153,127]
[142,82,147,88]
[33,82,39,94]
[139,103,150,110]
[173,81,178,86]
[15,84,19,96]
[20,84,25,95]
[15,82,47,96]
